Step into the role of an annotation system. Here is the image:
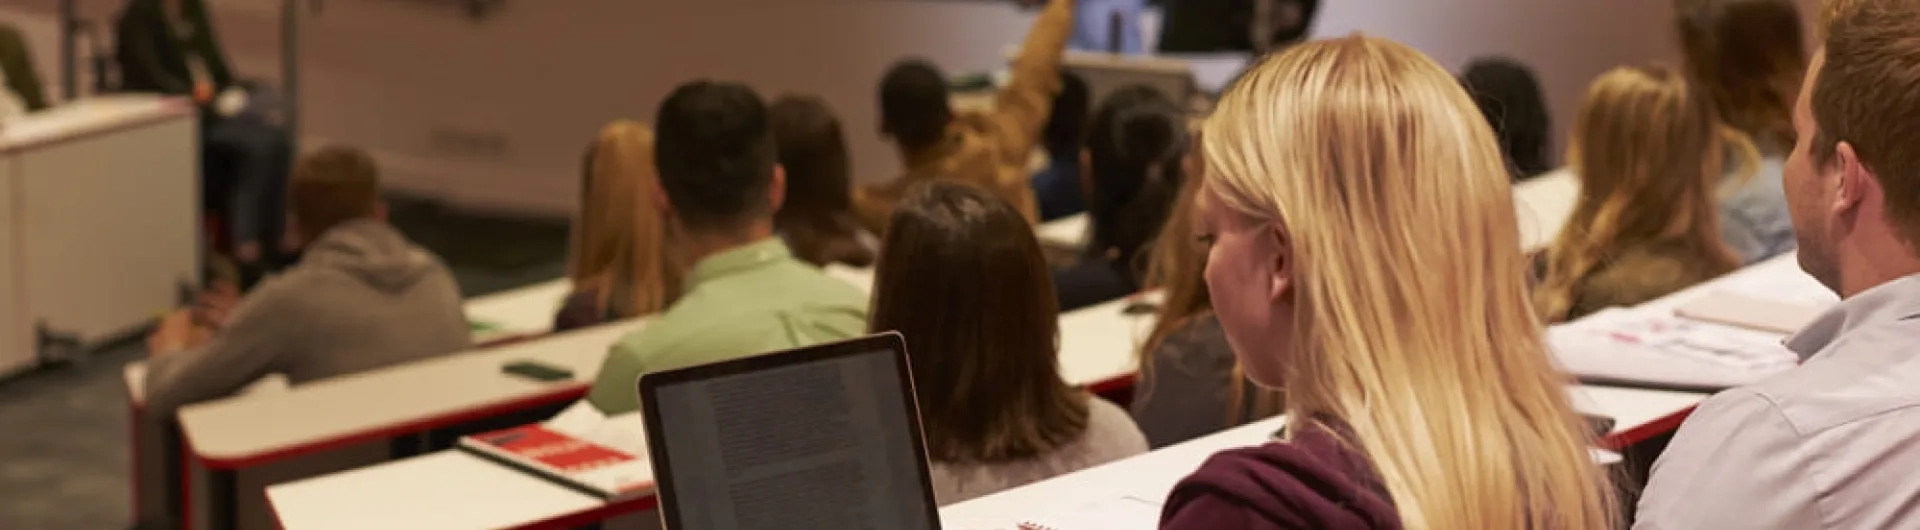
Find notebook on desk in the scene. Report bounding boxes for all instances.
[639,332,943,530]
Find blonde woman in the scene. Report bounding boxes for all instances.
[1160,36,1616,529]
[554,121,682,331]
[1129,135,1283,448]
[1534,66,1746,322]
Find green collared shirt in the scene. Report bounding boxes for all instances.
[586,238,869,414]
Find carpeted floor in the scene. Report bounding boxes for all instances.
[0,195,569,529]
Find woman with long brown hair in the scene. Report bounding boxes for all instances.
[1675,0,1804,262]
[1534,66,1747,322]
[1161,35,1616,529]
[768,95,877,268]
[554,120,681,331]
[1128,134,1282,448]
[870,181,1146,505]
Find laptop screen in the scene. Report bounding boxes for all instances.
[645,339,937,530]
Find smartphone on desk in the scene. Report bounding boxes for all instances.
[502,360,573,382]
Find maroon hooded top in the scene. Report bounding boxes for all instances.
[1159,425,1403,530]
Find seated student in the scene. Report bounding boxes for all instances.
[1129,145,1281,449]
[1676,0,1805,263]
[871,181,1146,504]
[855,0,1076,234]
[1159,36,1616,530]
[1533,66,1745,322]
[585,81,869,415]
[1460,57,1553,181]
[555,120,682,332]
[1634,2,1920,526]
[142,146,472,419]
[0,21,47,113]
[1055,85,1187,311]
[768,94,877,268]
[1032,72,1091,221]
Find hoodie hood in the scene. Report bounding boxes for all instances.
[301,219,440,293]
[1162,426,1401,530]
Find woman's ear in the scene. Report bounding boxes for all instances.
[1268,224,1294,303]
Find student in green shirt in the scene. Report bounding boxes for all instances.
[585,81,869,414]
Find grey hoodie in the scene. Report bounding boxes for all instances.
[144,219,471,419]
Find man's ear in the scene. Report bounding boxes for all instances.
[768,164,788,214]
[372,201,389,223]
[1268,224,1294,303]
[1833,141,1875,215]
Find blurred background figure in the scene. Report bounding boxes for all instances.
[1461,56,1554,181]
[1157,0,1322,54]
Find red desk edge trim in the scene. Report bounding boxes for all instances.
[1598,405,1696,451]
[0,98,195,154]
[192,383,590,469]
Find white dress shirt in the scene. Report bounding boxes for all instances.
[1635,274,1920,529]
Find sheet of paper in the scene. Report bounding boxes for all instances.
[1549,308,1798,390]
[1018,495,1162,530]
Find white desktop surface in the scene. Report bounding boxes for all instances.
[1571,385,1705,437]
[267,451,606,530]
[1058,293,1157,388]
[0,95,185,152]
[1036,214,1090,250]
[177,319,645,465]
[1513,169,1579,253]
[464,278,574,339]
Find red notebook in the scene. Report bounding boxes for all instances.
[458,424,655,499]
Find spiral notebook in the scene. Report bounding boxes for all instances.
[1017,496,1162,530]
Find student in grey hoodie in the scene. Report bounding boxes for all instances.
[143,146,471,419]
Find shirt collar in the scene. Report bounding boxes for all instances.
[1786,274,1920,361]
[686,237,793,290]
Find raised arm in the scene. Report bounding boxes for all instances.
[988,0,1077,163]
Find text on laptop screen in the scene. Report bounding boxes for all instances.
[651,349,934,530]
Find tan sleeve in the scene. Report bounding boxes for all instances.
[852,184,898,237]
[988,0,1075,165]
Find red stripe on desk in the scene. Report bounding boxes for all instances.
[194,383,590,469]
[1599,405,1696,451]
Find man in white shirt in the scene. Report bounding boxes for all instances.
[1634,0,1920,527]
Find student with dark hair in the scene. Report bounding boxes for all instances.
[871,181,1146,504]
[1032,72,1092,221]
[856,0,1077,234]
[142,146,471,419]
[585,81,868,415]
[1055,85,1188,311]
[1461,56,1553,180]
[768,94,877,268]
[1675,0,1804,262]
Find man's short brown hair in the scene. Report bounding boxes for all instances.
[290,145,381,240]
[1812,0,1920,245]
[1819,0,1862,38]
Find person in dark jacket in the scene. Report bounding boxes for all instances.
[117,0,294,281]
[1054,84,1186,311]
[1460,56,1554,180]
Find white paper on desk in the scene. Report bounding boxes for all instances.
[1549,308,1798,390]
[545,400,650,455]
[1019,495,1162,530]
[1714,260,1839,309]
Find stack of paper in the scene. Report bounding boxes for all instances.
[1549,308,1798,391]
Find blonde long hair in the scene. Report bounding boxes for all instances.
[1202,35,1616,529]
[568,120,680,319]
[1139,138,1283,424]
[1535,66,1747,322]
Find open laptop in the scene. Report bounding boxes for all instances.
[639,332,942,530]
